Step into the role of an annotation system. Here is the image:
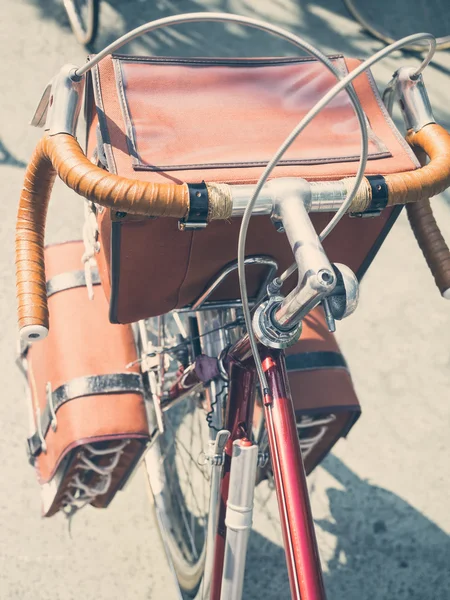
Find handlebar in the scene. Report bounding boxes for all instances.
[15,122,450,342]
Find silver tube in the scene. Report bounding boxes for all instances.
[395,67,435,132]
[229,185,273,217]
[220,440,259,600]
[270,180,335,328]
[229,179,348,217]
[310,180,348,212]
[199,431,230,600]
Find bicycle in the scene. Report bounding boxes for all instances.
[63,0,99,46]
[16,12,450,600]
[344,0,450,51]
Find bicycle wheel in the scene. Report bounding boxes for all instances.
[344,0,450,51]
[63,0,99,46]
[140,311,229,598]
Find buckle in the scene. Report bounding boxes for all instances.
[179,182,209,231]
[350,175,388,218]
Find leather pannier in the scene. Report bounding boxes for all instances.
[85,54,419,324]
[255,306,360,476]
[20,241,152,517]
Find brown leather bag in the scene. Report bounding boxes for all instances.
[84,54,419,324]
[255,305,360,476]
[20,241,152,517]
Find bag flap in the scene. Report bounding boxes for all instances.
[87,54,418,184]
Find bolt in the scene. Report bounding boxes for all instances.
[318,269,334,286]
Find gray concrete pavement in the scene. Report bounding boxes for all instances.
[1,0,449,598]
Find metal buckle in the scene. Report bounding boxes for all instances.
[178,182,209,231]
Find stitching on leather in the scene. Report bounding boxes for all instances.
[365,68,420,168]
[113,55,345,66]
[132,153,391,172]
[117,54,391,171]
[174,230,195,310]
[340,58,389,155]
[27,356,43,480]
[112,58,140,165]
[92,63,118,175]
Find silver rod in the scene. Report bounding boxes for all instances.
[229,185,273,217]
[229,179,348,218]
[220,440,259,600]
[199,431,230,600]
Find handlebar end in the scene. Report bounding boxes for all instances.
[20,325,49,343]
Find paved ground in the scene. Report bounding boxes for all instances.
[1,1,449,599]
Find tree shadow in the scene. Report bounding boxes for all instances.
[21,0,373,58]
[0,139,26,168]
[243,454,450,599]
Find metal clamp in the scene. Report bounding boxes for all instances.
[253,294,302,349]
[46,381,57,432]
[350,175,388,218]
[206,429,230,466]
[178,183,209,231]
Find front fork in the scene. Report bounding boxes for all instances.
[206,337,326,600]
[261,347,327,600]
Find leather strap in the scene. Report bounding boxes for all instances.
[46,268,101,297]
[27,372,144,458]
[285,351,348,372]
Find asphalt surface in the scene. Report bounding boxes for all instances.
[1,1,449,599]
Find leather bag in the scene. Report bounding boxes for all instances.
[255,306,360,476]
[21,241,152,517]
[84,54,419,324]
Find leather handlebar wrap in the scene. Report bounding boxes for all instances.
[15,122,450,339]
[386,124,450,205]
[400,124,450,298]
[16,134,189,338]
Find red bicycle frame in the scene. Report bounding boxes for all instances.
[208,332,327,600]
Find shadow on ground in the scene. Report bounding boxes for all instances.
[0,139,26,168]
[23,0,375,57]
[245,454,450,599]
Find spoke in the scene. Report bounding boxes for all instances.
[165,455,199,560]
[167,418,208,519]
[165,416,210,484]
[197,407,207,517]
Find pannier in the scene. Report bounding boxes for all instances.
[19,241,152,517]
[84,54,418,324]
[256,305,360,476]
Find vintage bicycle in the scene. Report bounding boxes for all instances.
[16,12,450,600]
[344,0,450,51]
[63,0,99,45]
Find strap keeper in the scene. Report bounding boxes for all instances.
[350,175,388,218]
[179,182,209,231]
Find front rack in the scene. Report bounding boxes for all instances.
[176,256,278,313]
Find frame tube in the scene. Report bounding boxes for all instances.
[261,347,327,600]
